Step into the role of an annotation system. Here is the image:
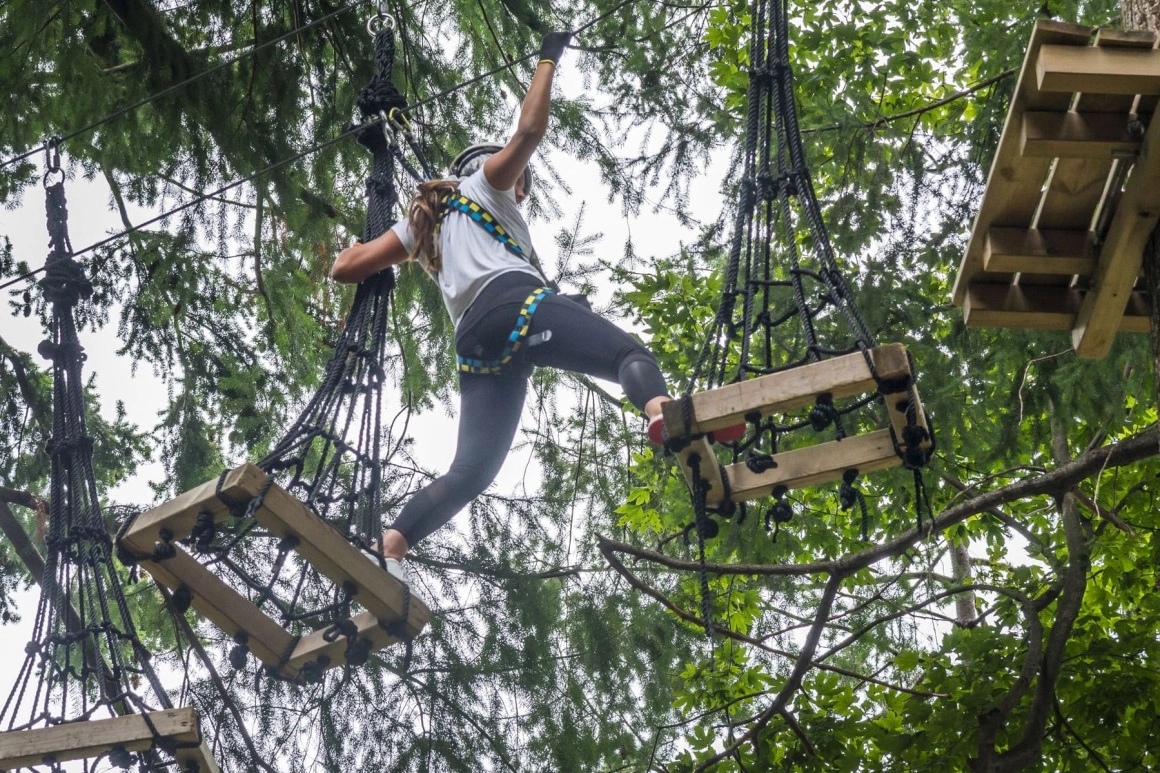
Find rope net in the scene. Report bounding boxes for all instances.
[662,0,935,633]
[0,148,208,772]
[117,22,429,681]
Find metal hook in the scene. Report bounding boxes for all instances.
[43,138,63,188]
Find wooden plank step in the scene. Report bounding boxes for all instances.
[963,283,1151,332]
[672,436,729,509]
[1073,82,1160,356]
[120,463,268,554]
[135,546,298,673]
[660,344,911,438]
[983,227,1098,276]
[661,344,930,459]
[121,464,431,679]
[0,708,217,771]
[1032,28,1153,289]
[952,20,1097,305]
[722,430,902,503]
[1036,44,1160,95]
[120,464,428,643]
[1020,111,1142,159]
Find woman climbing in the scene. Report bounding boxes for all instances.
[331,32,738,582]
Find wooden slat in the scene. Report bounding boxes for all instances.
[722,430,901,503]
[660,344,912,439]
[983,227,1097,275]
[248,484,430,635]
[1073,88,1160,356]
[964,284,1151,332]
[289,610,411,674]
[120,464,267,555]
[952,20,1096,305]
[1036,45,1160,95]
[1032,29,1153,289]
[1021,111,1141,158]
[0,709,202,768]
[177,740,221,773]
[672,436,729,508]
[136,547,297,674]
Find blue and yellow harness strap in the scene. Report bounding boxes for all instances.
[439,193,527,259]
[457,286,555,375]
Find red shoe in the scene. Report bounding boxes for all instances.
[709,422,746,444]
[647,414,666,445]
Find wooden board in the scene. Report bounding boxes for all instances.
[952,20,1096,304]
[671,436,729,509]
[1036,44,1160,95]
[120,464,267,555]
[983,227,1097,275]
[136,546,297,673]
[659,344,912,439]
[954,21,1159,353]
[247,482,430,635]
[1020,111,1142,159]
[0,708,215,769]
[121,463,429,679]
[722,430,901,503]
[964,284,1151,332]
[290,609,414,673]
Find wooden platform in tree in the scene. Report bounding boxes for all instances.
[662,344,931,507]
[952,19,1159,357]
[118,464,429,681]
[0,708,219,771]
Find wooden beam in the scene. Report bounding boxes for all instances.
[135,547,298,675]
[177,740,221,773]
[1036,45,1160,96]
[983,227,1098,275]
[1021,111,1141,159]
[671,436,729,509]
[0,708,203,769]
[952,20,1097,306]
[247,484,430,635]
[289,609,411,674]
[1073,87,1160,356]
[964,283,1151,332]
[1034,29,1155,267]
[722,430,901,503]
[660,344,912,440]
[120,464,267,555]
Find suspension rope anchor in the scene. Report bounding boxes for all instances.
[366,9,396,36]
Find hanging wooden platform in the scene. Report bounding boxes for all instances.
[117,464,429,681]
[0,708,219,771]
[661,344,931,507]
[952,20,1159,358]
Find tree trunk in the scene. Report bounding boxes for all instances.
[1120,0,1160,408]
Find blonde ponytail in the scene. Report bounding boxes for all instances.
[406,179,460,272]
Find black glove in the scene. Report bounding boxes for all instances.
[538,31,572,66]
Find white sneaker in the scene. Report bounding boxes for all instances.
[381,556,410,587]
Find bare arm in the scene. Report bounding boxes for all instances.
[331,229,410,283]
[484,33,571,191]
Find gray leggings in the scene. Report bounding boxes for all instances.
[389,274,668,546]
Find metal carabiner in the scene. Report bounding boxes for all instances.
[387,107,413,134]
[43,138,63,188]
[366,10,396,36]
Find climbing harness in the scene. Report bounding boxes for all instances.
[440,192,530,258]
[457,286,555,374]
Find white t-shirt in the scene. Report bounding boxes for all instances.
[390,169,545,327]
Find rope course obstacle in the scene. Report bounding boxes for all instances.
[0,145,220,773]
[657,0,934,556]
[116,15,429,683]
[952,19,1159,358]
